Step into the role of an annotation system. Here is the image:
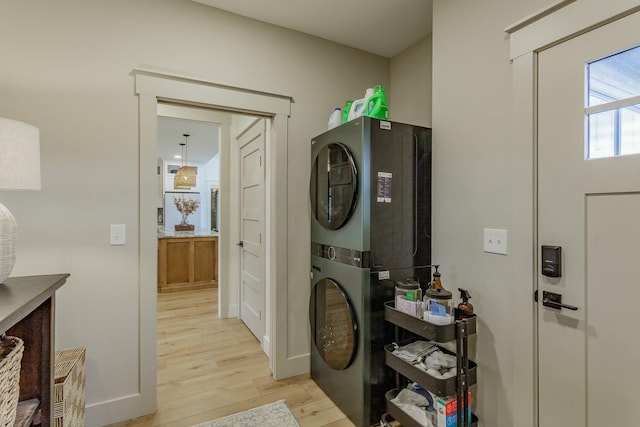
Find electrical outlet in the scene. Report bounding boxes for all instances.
[484,228,508,255]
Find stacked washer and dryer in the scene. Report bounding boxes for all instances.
[309,117,432,426]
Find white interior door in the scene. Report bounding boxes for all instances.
[238,119,266,344]
[537,12,640,426]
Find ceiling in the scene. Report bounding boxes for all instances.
[191,0,433,58]
[158,1,433,161]
[157,117,219,165]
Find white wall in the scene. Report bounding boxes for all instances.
[431,0,549,426]
[0,1,389,425]
[203,152,220,187]
[390,35,433,127]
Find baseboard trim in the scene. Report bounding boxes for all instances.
[262,335,271,357]
[273,352,309,380]
[85,393,154,427]
[227,303,238,318]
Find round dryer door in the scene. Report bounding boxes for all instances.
[309,278,358,370]
[310,143,358,230]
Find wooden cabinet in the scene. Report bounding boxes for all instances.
[158,236,217,293]
[0,274,69,427]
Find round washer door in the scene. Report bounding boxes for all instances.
[309,278,358,370]
[310,143,358,230]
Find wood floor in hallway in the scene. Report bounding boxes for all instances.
[107,288,354,427]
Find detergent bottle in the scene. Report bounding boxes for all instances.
[328,107,342,130]
[343,100,353,123]
[364,85,389,120]
[347,88,374,121]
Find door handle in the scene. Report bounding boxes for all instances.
[542,291,578,311]
[237,241,244,247]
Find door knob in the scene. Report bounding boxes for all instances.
[542,291,578,311]
[236,241,244,247]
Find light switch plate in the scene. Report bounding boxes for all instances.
[110,224,126,245]
[484,228,508,255]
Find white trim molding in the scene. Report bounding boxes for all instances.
[134,70,291,116]
[507,0,640,60]
[125,69,292,423]
[507,3,640,427]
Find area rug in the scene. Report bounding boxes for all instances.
[191,399,300,427]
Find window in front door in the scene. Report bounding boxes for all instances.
[586,45,640,159]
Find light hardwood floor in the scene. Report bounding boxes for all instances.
[107,288,354,427]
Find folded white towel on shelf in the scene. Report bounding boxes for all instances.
[417,350,457,378]
[423,350,457,370]
[392,341,458,379]
[391,389,437,427]
[392,340,437,364]
[441,367,457,379]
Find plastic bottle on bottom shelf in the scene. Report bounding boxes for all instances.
[411,383,435,411]
[327,107,342,130]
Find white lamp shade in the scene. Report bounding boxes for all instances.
[0,118,41,190]
[0,117,41,283]
[0,204,16,283]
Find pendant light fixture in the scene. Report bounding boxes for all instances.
[174,142,188,190]
[174,133,196,189]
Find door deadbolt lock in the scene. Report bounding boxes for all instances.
[541,245,562,277]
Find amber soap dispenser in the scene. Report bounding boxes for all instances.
[456,288,474,319]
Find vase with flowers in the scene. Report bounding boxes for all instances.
[174,196,200,231]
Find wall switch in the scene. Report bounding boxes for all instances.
[110,224,126,245]
[484,228,508,255]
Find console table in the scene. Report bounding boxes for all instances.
[0,274,69,426]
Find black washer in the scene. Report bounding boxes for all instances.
[309,278,358,370]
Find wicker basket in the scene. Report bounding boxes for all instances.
[0,336,24,427]
[54,347,85,427]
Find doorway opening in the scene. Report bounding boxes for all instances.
[135,70,292,415]
[155,103,269,343]
[156,107,222,294]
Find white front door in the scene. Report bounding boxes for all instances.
[238,119,266,344]
[537,12,640,426]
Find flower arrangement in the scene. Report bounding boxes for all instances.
[174,197,200,226]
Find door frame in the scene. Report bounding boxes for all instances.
[507,2,640,426]
[134,70,291,415]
